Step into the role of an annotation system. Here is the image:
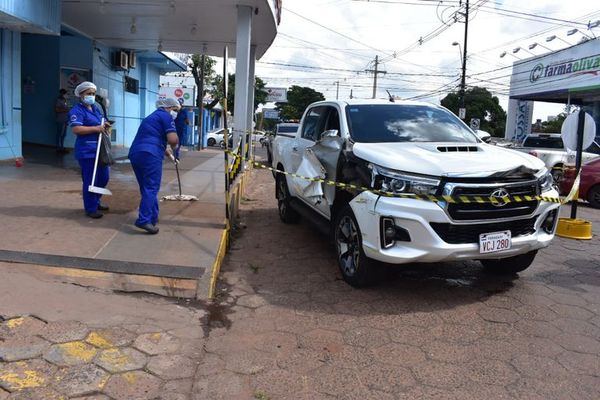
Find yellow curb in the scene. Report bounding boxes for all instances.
[207,228,229,300]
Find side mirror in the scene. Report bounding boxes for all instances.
[320,129,339,139]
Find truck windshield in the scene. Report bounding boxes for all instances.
[522,137,563,149]
[345,104,477,143]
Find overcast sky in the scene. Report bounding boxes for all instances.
[252,0,600,122]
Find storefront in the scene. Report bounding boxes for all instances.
[505,37,600,146]
[0,0,280,161]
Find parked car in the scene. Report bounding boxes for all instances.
[560,157,600,208]
[272,99,559,287]
[252,130,267,144]
[206,128,225,147]
[512,133,598,182]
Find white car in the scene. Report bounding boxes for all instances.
[252,130,267,144]
[272,100,560,287]
[206,128,225,147]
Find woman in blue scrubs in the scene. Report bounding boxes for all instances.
[69,81,111,219]
[129,98,180,234]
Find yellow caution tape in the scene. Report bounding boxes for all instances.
[223,150,582,205]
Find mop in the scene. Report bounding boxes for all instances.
[161,153,198,201]
[88,119,112,196]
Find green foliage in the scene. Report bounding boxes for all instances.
[440,86,507,137]
[541,113,567,133]
[276,85,325,120]
[211,74,268,116]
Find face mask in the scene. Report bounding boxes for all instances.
[170,110,178,119]
[83,95,95,105]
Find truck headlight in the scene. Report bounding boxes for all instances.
[538,170,553,192]
[369,164,440,196]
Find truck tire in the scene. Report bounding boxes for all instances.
[276,175,300,223]
[587,185,600,209]
[480,250,537,275]
[333,205,380,287]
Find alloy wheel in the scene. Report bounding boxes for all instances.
[336,215,360,277]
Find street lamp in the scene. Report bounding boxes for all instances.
[452,41,467,120]
[452,41,463,66]
[528,42,552,52]
[546,35,572,46]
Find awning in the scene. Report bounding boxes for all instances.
[61,0,279,58]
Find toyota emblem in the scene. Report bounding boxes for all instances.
[490,188,510,207]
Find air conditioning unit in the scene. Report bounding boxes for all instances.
[128,51,137,69]
[113,51,128,71]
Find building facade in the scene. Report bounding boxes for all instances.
[505,38,600,146]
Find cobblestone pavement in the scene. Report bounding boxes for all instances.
[1,154,600,399]
[202,166,600,400]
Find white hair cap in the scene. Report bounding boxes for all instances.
[156,97,181,109]
[74,81,97,97]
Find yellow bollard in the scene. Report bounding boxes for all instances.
[556,217,592,240]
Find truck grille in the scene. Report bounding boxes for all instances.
[430,218,537,244]
[447,182,539,220]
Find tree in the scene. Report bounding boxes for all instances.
[276,85,325,120]
[189,55,216,108]
[440,86,507,136]
[541,113,567,133]
[211,74,268,116]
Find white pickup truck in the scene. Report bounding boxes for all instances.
[512,133,599,181]
[271,99,560,287]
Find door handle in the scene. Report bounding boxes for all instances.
[292,146,298,152]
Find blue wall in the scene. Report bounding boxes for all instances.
[0,29,22,160]
[16,30,169,151]
[21,32,60,146]
[0,25,181,160]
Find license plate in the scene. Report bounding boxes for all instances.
[479,230,511,254]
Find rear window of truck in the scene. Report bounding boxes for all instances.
[522,137,564,149]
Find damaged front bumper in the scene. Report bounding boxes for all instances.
[349,189,561,265]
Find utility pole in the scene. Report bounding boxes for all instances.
[365,55,386,99]
[334,81,340,100]
[458,0,469,120]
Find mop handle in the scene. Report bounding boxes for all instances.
[167,151,182,196]
[90,118,104,188]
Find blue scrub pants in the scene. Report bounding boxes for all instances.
[129,151,163,226]
[79,158,109,214]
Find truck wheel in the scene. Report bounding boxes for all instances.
[207,138,216,146]
[276,175,300,223]
[587,185,600,209]
[480,250,537,275]
[334,205,380,287]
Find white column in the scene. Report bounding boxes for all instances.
[233,5,252,169]
[246,45,256,159]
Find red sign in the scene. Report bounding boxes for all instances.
[174,88,184,97]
